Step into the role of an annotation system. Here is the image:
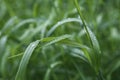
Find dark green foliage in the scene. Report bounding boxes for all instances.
[0,0,120,80]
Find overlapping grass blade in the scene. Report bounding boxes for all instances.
[12,19,36,32]
[0,36,7,55]
[105,56,120,79]
[74,0,102,79]
[1,16,17,33]
[70,48,88,63]
[57,39,92,64]
[15,40,39,80]
[44,61,62,80]
[1,46,10,77]
[25,9,55,39]
[47,18,82,36]
[42,34,71,47]
[8,53,23,59]
[74,0,101,54]
[15,35,71,80]
[40,9,55,38]
[0,31,1,37]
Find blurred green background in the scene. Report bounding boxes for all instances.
[0,0,120,80]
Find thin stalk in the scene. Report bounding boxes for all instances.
[74,0,93,48]
[74,0,105,80]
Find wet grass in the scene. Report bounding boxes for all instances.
[0,0,120,80]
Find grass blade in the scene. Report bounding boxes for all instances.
[47,18,82,36]
[44,61,62,80]
[0,36,7,55]
[74,0,102,77]
[70,48,88,63]
[15,40,39,80]
[12,19,36,32]
[1,46,10,77]
[15,35,71,80]
[2,16,17,33]
[74,0,101,53]
[42,34,71,47]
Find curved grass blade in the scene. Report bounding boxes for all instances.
[105,56,120,77]
[15,35,71,80]
[74,0,101,54]
[47,18,82,36]
[74,0,102,76]
[70,48,89,63]
[1,46,10,77]
[8,53,23,59]
[28,9,55,39]
[86,26,101,53]
[40,9,55,38]
[42,34,71,47]
[0,31,1,37]
[2,16,17,33]
[57,39,92,64]
[57,39,90,50]
[12,19,36,32]
[15,40,39,80]
[0,36,7,55]
[8,35,71,60]
[44,61,62,80]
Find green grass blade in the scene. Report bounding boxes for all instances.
[42,34,71,47]
[15,40,39,80]
[0,36,7,55]
[105,56,120,76]
[47,18,82,36]
[44,61,62,80]
[74,0,102,76]
[54,39,92,64]
[15,35,71,80]
[0,31,1,37]
[86,26,101,53]
[12,19,36,32]
[8,53,23,59]
[1,46,10,77]
[40,9,55,38]
[74,0,101,53]
[8,35,71,59]
[70,48,88,63]
[2,16,17,33]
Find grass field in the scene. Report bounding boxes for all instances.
[0,0,120,80]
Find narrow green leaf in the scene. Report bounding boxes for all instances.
[15,40,39,80]
[12,19,36,32]
[47,18,82,36]
[74,0,101,54]
[44,61,62,80]
[70,48,88,63]
[57,39,90,50]
[0,36,7,55]
[8,53,23,59]
[57,39,92,64]
[42,34,71,47]
[8,35,71,60]
[87,26,101,53]
[40,37,56,42]
[105,56,120,75]
[2,16,17,33]
[15,35,71,80]
[1,46,10,77]
[0,31,1,37]
[74,0,101,75]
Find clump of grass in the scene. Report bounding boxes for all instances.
[74,0,104,80]
[0,0,120,80]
